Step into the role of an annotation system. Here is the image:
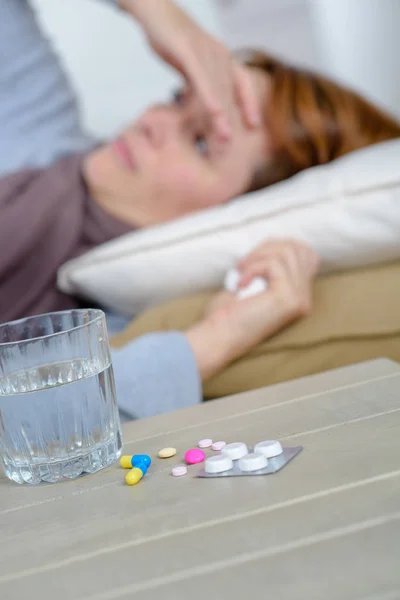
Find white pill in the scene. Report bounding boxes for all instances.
[238,452,268,472]
[237,277,268,300]
[221,442,248,461]
[198,438,213,449]
[224,268,240,293]
[211,441,226,451]
[254,440,283,458]
[205,455,233,474]
[172,465,188,477]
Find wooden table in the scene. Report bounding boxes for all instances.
[1,359,400,600]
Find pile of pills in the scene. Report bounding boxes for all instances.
[171,439,226,476]
[154,439,227,477]
[121,439,226,484]
[120,438,298,486]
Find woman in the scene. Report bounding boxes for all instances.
[2,0,400,321]
[0,0,318,422]
[1,0,399,420]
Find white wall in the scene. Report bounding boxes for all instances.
[31,0,222,138]
[30,0,400,138]
[218,0,400,119]
[309,0,400,118]
[216,0,321,70]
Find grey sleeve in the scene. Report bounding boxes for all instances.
[0,0,94,175]
[110,332,202,421]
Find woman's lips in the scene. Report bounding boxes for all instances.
[112,137,136,171]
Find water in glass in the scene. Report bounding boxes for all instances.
[0,310,122,485]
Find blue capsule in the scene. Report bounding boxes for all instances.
[131,454,151,470]
[135,463,148,475]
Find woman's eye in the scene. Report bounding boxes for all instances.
[195,136,209,156]
[172,89,185,106]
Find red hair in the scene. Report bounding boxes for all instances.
[246,51,400,190]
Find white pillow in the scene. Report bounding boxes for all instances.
[58,138,400,316]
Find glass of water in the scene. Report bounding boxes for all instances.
[0,309,122,485]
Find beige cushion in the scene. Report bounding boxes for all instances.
[111,262,400,398]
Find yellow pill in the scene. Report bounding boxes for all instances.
[120,455,133,469]
[158,447,177,459]
[125,467,143,486]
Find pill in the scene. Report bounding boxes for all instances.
[131,454,151,469]
[205,454,233,474]
[132,461,148,476]
[158,447,177,459]
[120,455,133,469]
[125,467,144,486]
[238,452,268,472]
[184,448,205,465]
[171,465,188,477]
[221,442,248,461]
[254,440,283,458]
[198,438,213,449]
[211,441,226,451]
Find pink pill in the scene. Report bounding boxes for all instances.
[212,441,226,451]
[198,438,212,449]
[172,465,187,477]
[184,448,205,465]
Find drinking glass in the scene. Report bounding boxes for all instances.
[0,309,122,484]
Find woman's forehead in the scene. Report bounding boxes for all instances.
[179,66,270,131]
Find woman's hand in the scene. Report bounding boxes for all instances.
[120,0,260,140]
[186,240,320,379]
[236,238,320,299]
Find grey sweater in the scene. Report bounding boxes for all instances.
[0,0,202,420]
[0,155,132,322]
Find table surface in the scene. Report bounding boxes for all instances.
[1,358,400,600]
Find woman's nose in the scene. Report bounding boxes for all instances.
[138,108,179,149]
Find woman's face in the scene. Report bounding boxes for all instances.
[85,67,271,226]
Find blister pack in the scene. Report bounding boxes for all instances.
[196,440,302,478]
